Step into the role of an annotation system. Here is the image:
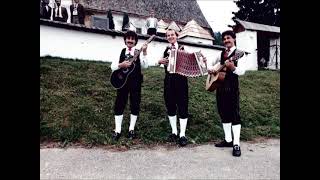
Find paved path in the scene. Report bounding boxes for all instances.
[40,139,280,179]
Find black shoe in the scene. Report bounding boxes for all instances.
[112,131,121,141]
[178,136,188,146]
[127,130,136,139]
[167,133,178,142]
[215,139,233,147]
[233,145,241,157]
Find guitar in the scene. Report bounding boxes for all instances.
[205,51,244,92]
[110,35,155,89]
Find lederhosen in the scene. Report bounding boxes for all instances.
[216,49,241,125]
[114,48,143,116]
[163,45,188,119]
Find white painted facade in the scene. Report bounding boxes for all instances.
[234,30,258,70]
[235,28,280,70]
[180,37,213,46]
[40,24,223,66]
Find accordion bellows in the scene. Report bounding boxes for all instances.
[167,49,208,77]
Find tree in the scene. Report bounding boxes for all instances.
[107,10,115,30]
[233,0,280,26]
[213,32,224,46]
[122,13,130,31]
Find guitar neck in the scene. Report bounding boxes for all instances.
[216,52,244,72]
[129,35,155,63]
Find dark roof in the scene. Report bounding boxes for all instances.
[82,0,211,29]
[233,19,280,33]
[40,19,224,50]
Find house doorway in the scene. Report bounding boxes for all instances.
[257,31,270,69]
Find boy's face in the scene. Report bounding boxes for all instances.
[166,30,177,44]
[223,35,235,49]
[125,36,136,48]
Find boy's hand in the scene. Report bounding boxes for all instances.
[225,60,235,71]
[119,60,132,68]
[202,56,207,63]
[158,58,169,65]
[208,69,217,75]
[142,43,148,53]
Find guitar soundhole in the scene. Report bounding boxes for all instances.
[123,68,129,73]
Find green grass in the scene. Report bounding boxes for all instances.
[40,56,280,146]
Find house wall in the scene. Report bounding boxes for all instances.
[40,24,223,66]
[180,37,213,46]
[235,30,258,70]
[108,14,125,32]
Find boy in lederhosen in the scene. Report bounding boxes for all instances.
[111,31,148,141]
[158,29,189,146]
[208,30,249,156]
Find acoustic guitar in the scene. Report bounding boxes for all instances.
[110,35,155,89]
[205,51,244,92]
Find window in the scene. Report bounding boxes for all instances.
[91,15,109,30]
[136,28,142,34]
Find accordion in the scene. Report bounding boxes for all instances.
[167,48,208,77]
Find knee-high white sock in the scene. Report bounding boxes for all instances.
[232,124,241,146]
[222,123,232,143]
[129,114,137,131]
[115,115,123,133]
[168,115,178,135]
[179,118,188,137]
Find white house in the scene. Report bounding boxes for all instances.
[41,0,259,70]
[41,0,226,65]
[231,19,280,70]
[40,19,224,66]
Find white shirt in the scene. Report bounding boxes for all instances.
[146,17,158,29]
[111,46,148,71]
[72,3,78,15]
[207,46,248,76]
